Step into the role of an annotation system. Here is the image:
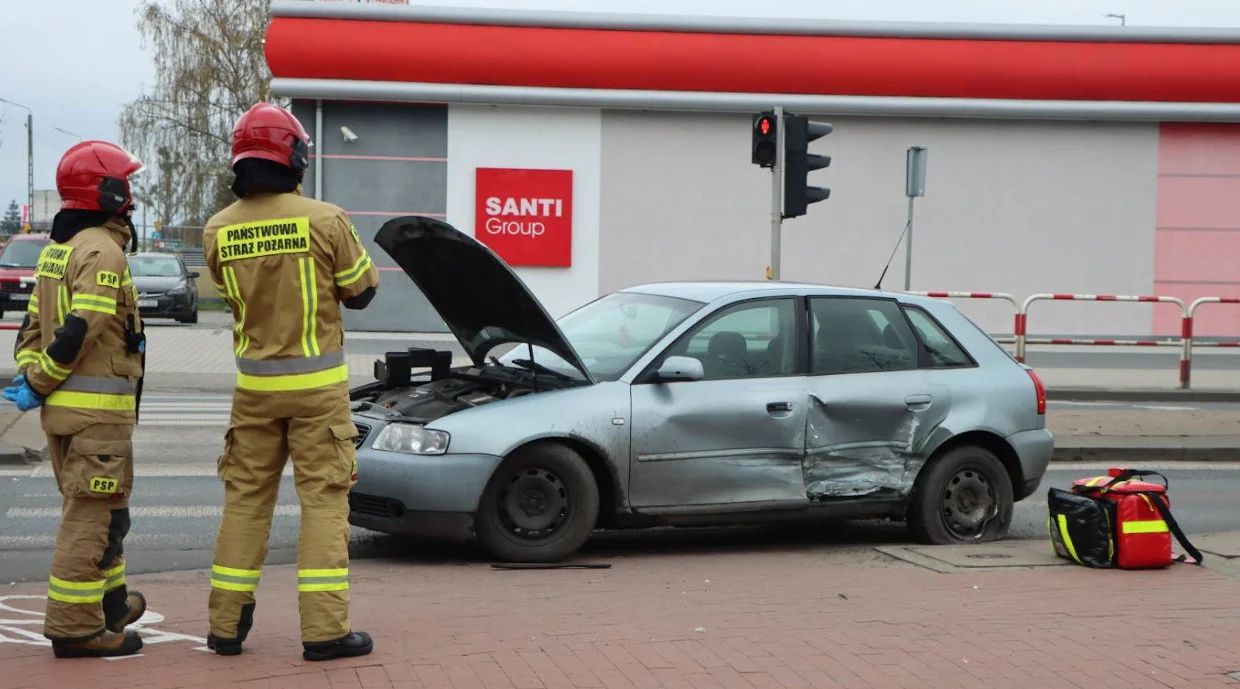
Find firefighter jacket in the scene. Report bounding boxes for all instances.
[13,220,144,437]
[203,192,379,392]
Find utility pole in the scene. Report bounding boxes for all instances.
[769,106,785,281]
[0,98,34,227]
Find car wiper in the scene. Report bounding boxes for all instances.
[509,358,575,383]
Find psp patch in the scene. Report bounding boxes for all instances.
[96,270,121,289]
[89,476,119,494]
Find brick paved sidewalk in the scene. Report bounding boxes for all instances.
[3,546,1240,689]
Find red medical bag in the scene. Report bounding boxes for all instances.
[1049,468,1203,570]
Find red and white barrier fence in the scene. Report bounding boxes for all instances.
[906,292,1021,344]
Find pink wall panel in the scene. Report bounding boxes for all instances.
[1153,123,1240,338]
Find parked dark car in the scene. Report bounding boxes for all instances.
[127,252,199,324]
[0,233,52,319]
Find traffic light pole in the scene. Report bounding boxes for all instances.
[769,106,785,281]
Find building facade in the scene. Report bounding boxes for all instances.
[265,1,1240,337]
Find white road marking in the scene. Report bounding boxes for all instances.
[6,505,300,519]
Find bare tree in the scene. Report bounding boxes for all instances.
[118,0,281,227]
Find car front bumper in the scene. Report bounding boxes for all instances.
[347,423,503,539]
[0,291,33,312]
[137,292,194,319]
[1007,428,1055,500]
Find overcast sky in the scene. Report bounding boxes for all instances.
[2,0,1240,216]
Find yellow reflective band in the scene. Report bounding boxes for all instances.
[298,568,347,578]
[122,268,133,287]
[236,364,349,393]
[15,350,40,368]
[222,267,250,356]
[46,390,136,412]
[298,257,320,358]
[298,582,350,593]
[71,293,118,315]
[210,564,262,593]
[41,352,71,382]
[296,567,350,593]
[211,564,261,578]
[57,285,69,324]
[96,270,121,289]
[104,563,125,591]
[334,253,373,288]
[1121,519,1169,534]
[1056,514,1082,564]
[50,575,106,591]
[27,292,38,314]
[210,578,259,593]
[48,575,106,604]
[35,244,73,280]
[217,217,311,263]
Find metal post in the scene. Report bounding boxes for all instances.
[314,99,324,200]
[25,113,33,225]
[769,105,785,281]
[903,195,915,291]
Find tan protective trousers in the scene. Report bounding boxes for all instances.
[207,382,359,644]
[43,423,135,641]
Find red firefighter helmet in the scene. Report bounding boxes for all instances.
[231,103,312,172]
[55,141,145,214]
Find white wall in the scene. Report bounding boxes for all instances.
[445,105,602,318]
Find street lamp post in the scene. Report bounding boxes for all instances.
[1104,13,1127,26]
[0,97,33,226]
[54,127,83,142]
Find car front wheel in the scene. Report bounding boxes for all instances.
[907,444,1014,545]
[475,442,600,563]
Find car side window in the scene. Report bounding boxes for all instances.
[810,297,918,375]
[668,298,797,380]
[902,305,974,368]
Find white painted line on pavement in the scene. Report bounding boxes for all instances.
[16,464,296,478]
[7,505,300,519]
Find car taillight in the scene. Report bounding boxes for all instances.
[1026,368,1046,415]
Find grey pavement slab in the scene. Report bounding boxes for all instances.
[1192,532,1240,559]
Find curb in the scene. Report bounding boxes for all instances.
[1050,446,1239,463]
[1048,387,1239,403]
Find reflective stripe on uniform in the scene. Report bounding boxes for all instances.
[236,365,349,393]
[27,292,38,314]
[46,390,137,412]
[221,266,250,356]
[70,293,118,315]
[298,257,320,358]
[235,351,345,376]
[104,563,125,592]
[1121,519,1169,534]
[297,567,348,593]
[334,253,373,288]
[56,285,69,325]
[58,374,137,395]
[15,350,40,368]
[48,575,106,604]
[210,564,261,593]
[40,352,71,382]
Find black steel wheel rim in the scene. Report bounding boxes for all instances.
[940,466,998,540]
[496,466,569,539]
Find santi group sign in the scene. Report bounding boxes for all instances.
[475,167,573,267]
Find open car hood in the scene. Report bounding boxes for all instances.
[374,216,595,384]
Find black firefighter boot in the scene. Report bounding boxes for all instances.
[103,589,147,633]
[51,629,144,659]
[206,602,254,656]
[302,631,374,662]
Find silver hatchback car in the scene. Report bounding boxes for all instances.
[348,217,1054,562]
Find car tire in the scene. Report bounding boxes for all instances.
[907,444,1014,545]
[475,442,600,563]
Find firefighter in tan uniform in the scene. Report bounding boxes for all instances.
[203,103,379,661]
[6,141,148,658]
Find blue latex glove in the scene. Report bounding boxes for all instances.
[12,373,25,386]
[2,379,43,412]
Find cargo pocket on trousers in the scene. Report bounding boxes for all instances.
[216,427,235,482]
[67,437,133,500]
[328,423,359,489]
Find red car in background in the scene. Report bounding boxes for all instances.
[0,233,52,319]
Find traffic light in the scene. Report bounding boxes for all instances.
[751,111,778,168]
[782,113,832,219]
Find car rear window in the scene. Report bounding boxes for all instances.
[0,239,49,268]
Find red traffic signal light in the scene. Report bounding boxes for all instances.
[751,112,778,168]
[757,115,773,136]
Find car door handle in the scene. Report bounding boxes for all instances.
[905,394,932,410]
[766,401,793,414]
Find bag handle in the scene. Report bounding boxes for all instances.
[1100,468,1168,492]
[1146,494,1204,565]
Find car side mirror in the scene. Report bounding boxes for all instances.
[187,271,200,279]
[655,355,704,383]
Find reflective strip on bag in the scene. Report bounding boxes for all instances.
[235,364,349,393]
[209,564,261,593]
[1055,514,1082,564]
[297,568,348,593]
[1121,519,1169,535]
[104,563,125,592]
[48,575,106,604]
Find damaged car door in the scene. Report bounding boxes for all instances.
[628,297,811,510]
[802,296,949,501]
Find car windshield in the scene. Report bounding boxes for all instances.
[0,239,49,268]
[129,256,183,277]
[497,291,703,382]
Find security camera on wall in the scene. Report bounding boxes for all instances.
[341,126,358,143]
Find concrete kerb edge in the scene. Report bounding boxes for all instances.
[0,410,46,466]
[1048,387,1240,403]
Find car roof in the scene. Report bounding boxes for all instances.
[618,280,919,304]
[131,252,182,259]
[8,233,50,241]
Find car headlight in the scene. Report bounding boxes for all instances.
[168,285,187,295]
[371,423,450,455]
